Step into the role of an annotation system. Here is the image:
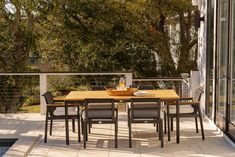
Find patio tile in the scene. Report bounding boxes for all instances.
[1,113,235,157]
[78,149,109,157]
[47,148,78,157]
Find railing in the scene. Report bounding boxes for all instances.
[0,73,184,114]
[132,77,183,95]
[0,72,132,114]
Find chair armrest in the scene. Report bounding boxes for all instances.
[47,103,80,107]
[54,96,65,103]
[167,101,200,106]
[178,102,200,105]
[54,99,64,103]
[179,97,193,101]
[47,103,64,107]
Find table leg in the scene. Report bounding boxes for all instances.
[65,101,69,145]
[176,100,180,144]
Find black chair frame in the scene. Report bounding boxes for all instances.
[128,98,163,148]
[43,92,81,143]
[166,90,205,142]
[81,99,118,149]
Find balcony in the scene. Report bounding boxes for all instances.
[0,72,234,156]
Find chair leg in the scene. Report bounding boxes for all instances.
[198,106,205,140]
[156,119,159,132]
[86,122,88,141]
[195,116,199,133]
[164,112,167,134]
[49,118,53,135]
[171,117,173,131]
[127,109,132,148]
[127,109,130,127]
[157,119,160,140]
[81,117,84,135]
[116,109,119,133]
[44,109,48,143]
[78,109,81,142]
[167,116,171,141]
[128,121,132,148]
[115,121,118,148]
[83,121,87,149]
[167,105,171,141]
[72,119,75,133]
[89,123,91,133]
[160,119,164,148]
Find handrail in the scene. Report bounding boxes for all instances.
[133,78,182,81]
[0,72,132,75]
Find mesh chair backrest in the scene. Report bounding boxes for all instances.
[130,98,160,118]
[193,86,204,102]
[131,98,158,109]
[85,99,115,119]
[42,92,54,104]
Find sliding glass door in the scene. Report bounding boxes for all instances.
[215,0,235,140]
[229,0,235,138]
[217,0,229,130]
[206,0,214,119]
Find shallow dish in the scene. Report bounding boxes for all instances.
[106,88,138,96]
[134,91,149,96]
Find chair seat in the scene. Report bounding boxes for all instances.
[169,105,195,114]
[54,107,77,116]
[82,109,113,119]
[132,109,159,118]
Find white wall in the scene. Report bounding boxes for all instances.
[198,0,207,114]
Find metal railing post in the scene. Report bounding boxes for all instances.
[40,74,47,115]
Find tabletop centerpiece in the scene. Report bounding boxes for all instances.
[106,77,138,96]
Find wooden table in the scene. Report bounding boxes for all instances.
[64,89,180,145]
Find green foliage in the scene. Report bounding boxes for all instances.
[0,0,197,76]
[24,96,38,106]
[18,105,40,113]
[0,0,197,112]
[0,75,39,113]
[48,75,74,93]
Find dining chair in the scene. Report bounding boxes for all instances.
[42,91,81,143]
[166,86,205,141]
[128,98,163,148]
[81,98,118,149]
[88,86,118,133]
[127,85,158,129]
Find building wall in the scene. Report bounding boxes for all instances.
[198,0,208,114]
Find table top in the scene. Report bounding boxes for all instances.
[64,89,180,101]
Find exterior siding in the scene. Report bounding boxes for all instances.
[198,0,208,114]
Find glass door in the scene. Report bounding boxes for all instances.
[229,0,235,139]
[217,0,229,130]
[206,0,215,119]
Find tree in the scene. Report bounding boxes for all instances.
[0,0,198,112]
[0,0,53,112]
[44,0,197,77]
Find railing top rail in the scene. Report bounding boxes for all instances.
[0,72,132,76]
[133,78,182,81]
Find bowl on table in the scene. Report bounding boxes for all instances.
[106,88,138,96]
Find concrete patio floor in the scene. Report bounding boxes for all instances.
[0,112,234,157]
